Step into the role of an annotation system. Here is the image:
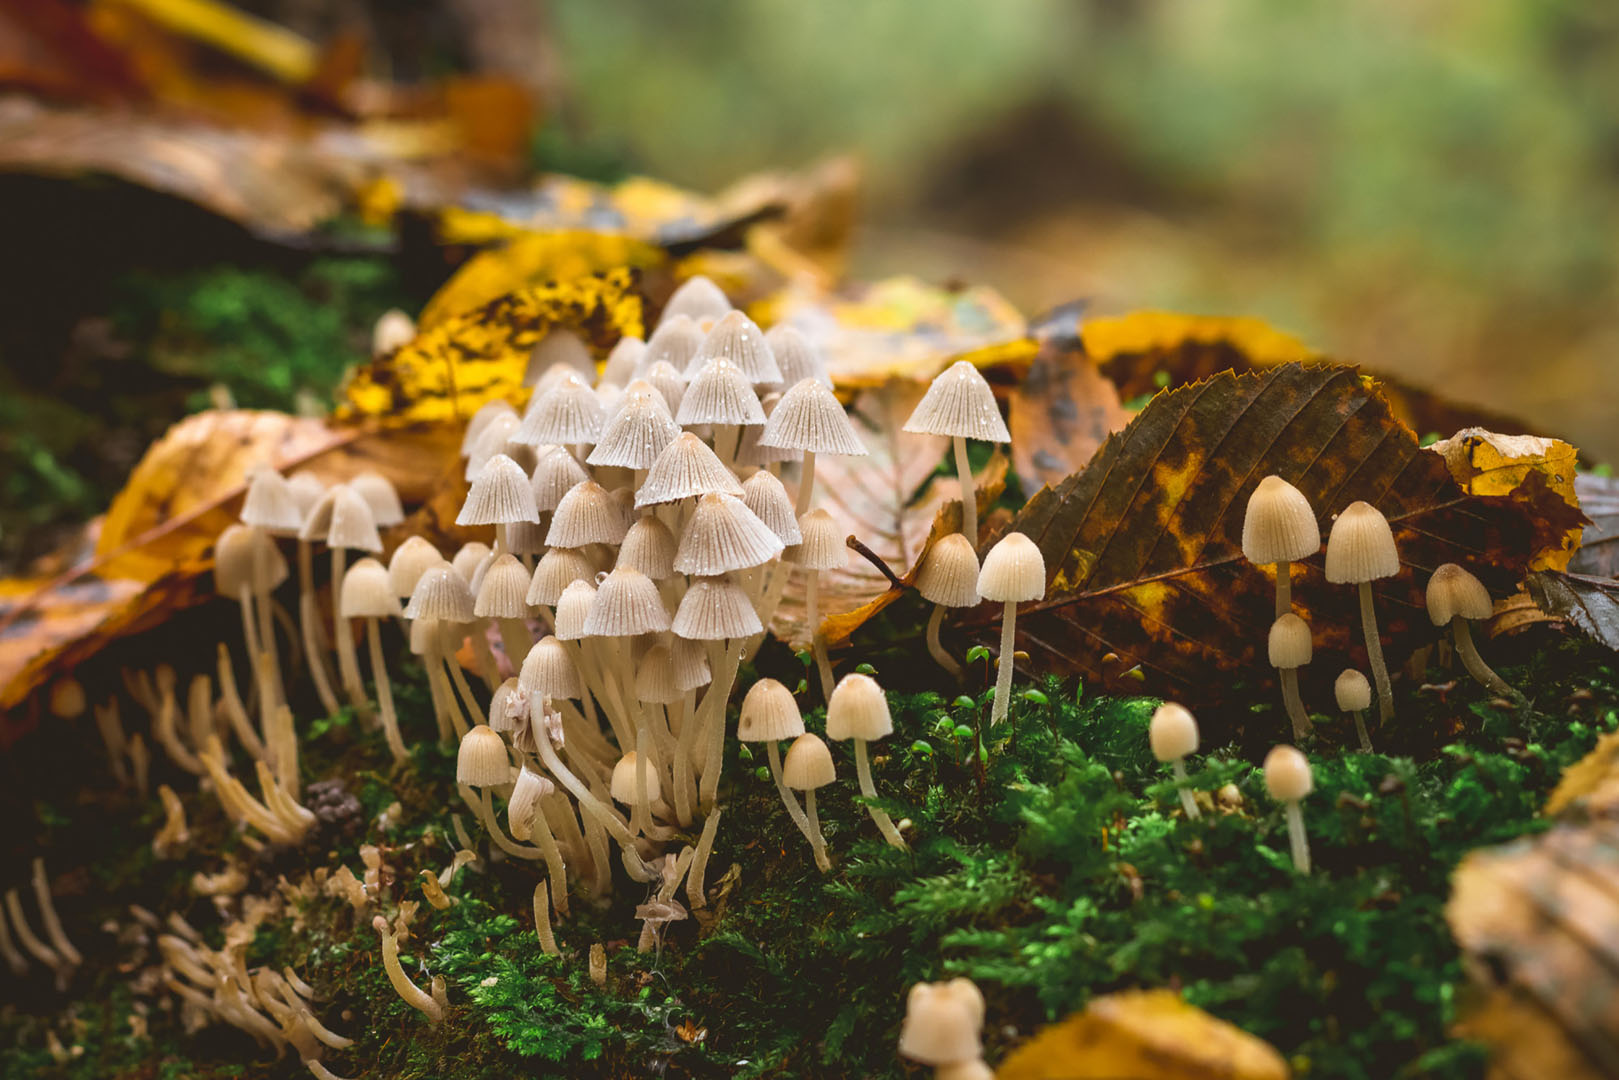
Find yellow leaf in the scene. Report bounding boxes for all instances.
[419,232,665,329]
[1429,428,1583,571]
[1083,311,1317,370]
[99,0,318,84]
[1545,729,1619,817]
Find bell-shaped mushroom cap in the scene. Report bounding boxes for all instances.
[1334,668,1372,712]
[372,308,415,356]
[634,645,682,705]
[786,509,846,570]
[741,470,802,544]
[1241,475,1320,566]
[641,359,687,416]
[759,378,865,455]
[325,486,384,552]
[408,616,441,656]
[405,566,476,623]
[241,469,304,534]
[1267,612,1313,669]
[902,359,1009,442]
[503,519,547,556]
[675,493,785,575]
[553,579,596,640]
[296,485,338,543]
[507,766,555,841]
[451,541,492,583]
[737,395,804,467]
[464,412,522,481]
[587,384,681,468]
[547,480,631,548]
[673,576,762,640]
[765,324,831,389]
[737,678,805,742]
[676,358,766,426]
[1263,744,1313,801]
[215,525,287,595]
[388,537,444,598]
[781,733,836,790]
[825,673,893,741]
[978,532,1045,603]
[583,567,671,637]
[530,444,590,513]
[916,534,981,608]
[601,336,645,387]
[671,636,712,691]
[528,547,593,606]
[637,432,744,508]
[523,329,593,387]
[461,398,520,458]
[458,453,541,526]
[610,752,662,804]
[520,635,582,700]
[689,309,781,385]
[340,557,399,619]
[1148,703,1199,762]
[898,981,984,1066]
[350,472,405,527]
[1426,563,1493,626]
[642,316,704,379]
[457,725,510,788]
[618,516,677,579]
[1324,501,1399,584]
[517,371,606,446]
[474,553,533,619]
[489,677,522,733]
[661,275,732,328]
[286,471,326,516]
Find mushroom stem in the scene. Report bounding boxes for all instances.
[530,798,570,917]
[854,738,908,850]
[1357,582,1394,724]
[422,654,458,742]
[802,789,830,871]
[990,601,1017,725]
[443,649,485,730]
[806,570,835,702]
[251,540,284,711]
[1279,668,1315,740]
[497,618,532,670]
[632,726,653,835]
[297,541,342,717]
[366,618,408,764]
[475,788,543,861]
[1171,758,1200,820]
[765,741,826,870]
[1273,561,1292,618]
[1453,618,1523,703]
[216,644,266,760]
[953,434,977,548]
[535,726,645,866]
[672,696,696,828]
[330,549,371,720]
[30,859,80,967]
[1351,710,1372,752]
[796,450,817,516]
[924,604,962,679]
[373,916,443,1023]
[1284,800,1311,873]
[698,639,745,809]
[533,881,560,956]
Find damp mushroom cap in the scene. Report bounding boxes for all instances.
[825,673,893,741]
[461,399,520,458]
[1324,500,1399,583]
[474,553,533,619]
[340,558,399,619]
[583,567,671,637]
[1334,668,1372,712]
[898,979,984,1066]
[1426,563,1494,625]
[601,336,645,387]
[1267,612,1313,669]
[547,479,631,548]
[642,315,704,378]
[781,733,836,790]
[758,377,866,455]
[587,384,681,469]
[672,576,762,640]
[215,524,286,594]
[670,636,713,691]
[636,432,744,508]
[610,752,661,803]
[553,579,596,640]
[516,370,605,446]
[738,678,805,742]
[530,444,590,513]
[1264,744,1314,801]
[660,275,732,328]
[1241,475,1320,567]
[676,357,766,426]
[463,412,522,481]
[528,547,593,606]
[618,516,678,579]
[634,645,682,705]
[285,471,327,516]
[740,470,802,544]
[519,635,583,701]
[786,508,846,570]
[388,537,444,598]
[641,359,687,415]
[674,493,785,576]
[404,566,476,623]
[902,359,1008,442]
[1148,703,1199,762]
[688,309,781,385]
[916,533,981,608]
[507,767,555,838]
[457,725,511,788]
[978,531,1046,603]
[458,454,540,526]
[451,542,492,583]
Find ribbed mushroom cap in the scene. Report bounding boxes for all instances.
[523,329,593,387]
[295,485,338,544]
[461,398,520,457]
[675,493,785,575]
[241,469,304,534]
[388,537,444,598]
[610,752,661,803]
[738,678,805,741]
[781,733,836,790]
[671,636,713,690]
[1426,563,1494,626]
[587,384,681,468]
[325,486,384,552]
[676,358,766,426]
[765,324,831,389]
[350,472,405,527]
[468,549,497,600]
[898,981,983,1066]
[1241,475,1321,566]
[759,378,865,455]
[641,359,687,416]
[594,381,624,418]
[916,533,981,608]
[503,520,547,556]
[602,336,645,387]
[786,508,846,570]
[673,576,762,640]
[642,316,704,379]
[583,567,671,636]
[736,394,804,466]
[405,566,476,623]
[1334,669,1372,712]
[553,580,596,640]
[740,470,802,544]
[547,480,631,547]
[528,547,593,606]
[1148,703,1199,762]
[372,308,415,356]
[689,309,781,385]
[489,678,522,733]
[530,444,590,512]
[661,275,732,327]
[637,432,744,508]
[520,635,582,700]
[902,359,1009,442]
[1263,744,1313,801]
[825,673,893,741]
[451,542,492,584]
[517,371,606,446]
[1268,612,1313,669]
[978,532,1045,603]
[618,516,677,579]
[215,525,286,595]
[634,645,682,704]
[341,558,399,619]
[458,453,541,526]
[464,412,522,481]
[1324,501,1399,584]
[408,616,440,656]
[507,767,555,840]
[286,471,326,516]
[457,725,510,787]
[474,553,533,618]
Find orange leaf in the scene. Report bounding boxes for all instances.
[1009,317,1131,491]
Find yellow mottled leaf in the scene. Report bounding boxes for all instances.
[1430,428,1583,571]
[420,231,665,329]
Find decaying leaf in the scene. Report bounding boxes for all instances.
[1009,314,1132,490]
[994,988,1289,1080]
[1570,473,1619,579]
[1431,428,1582,571]
[1545,730,1619,818]
[1526,571,1619,652]
[962,364,1585,706]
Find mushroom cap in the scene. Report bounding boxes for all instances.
[740,470,802,545]
[516,371,605,446]
[553,579,596,640]
[458,453,541,526]
[671,636,713,691]
[350,471,405,527]
[675,493,785,575]
[786,508,846,570]
[898,980,984,1066]
[641,359,687,416]
[902,359,1009,442]
[372,308,416,356]
[474,553,533,619]
[523,329,594,387]
[978,532,1046,603]
[758,378,866,455]
[388,537,444,598]
[1426,563,1493,626]
[215,524,286,595]
[286,471,326,516]
[601,336,645,387]
[1148,703,1199,762]
[340,557,399,619]
[660,275,732,328]
[519,635,581,701]
[1324,501,1399,584]
[916,533,981,608]
[618,516,678,579]
[464,412,523,481]
[304,485,383,552]
[1263,744,1314,802]
[634,645,682,704]
[456,725,510,788]
[673,576,762,640]
[547,479,631,548]
[781,733,836,790]
[528,547,594,606]
[610,752,662,803]
[583,567,671,637]
[507,766,555,841]
[1241,475,1320,567]
[241,469,304,534]
[636,432,744,508]
[1267,612,1313,669]
[642,316,704,380]
[738,678,805,742]
[488,678,522,734]
[587,385,681,469]
[689,309,781,385]
[676,358,766,426]
[736,395,804,467]
[825,673,893,741]
[530,445,591,513]
[1334,668,1372,712]
[405,566,476,623]
[451,541,492,583]
[765,324,831,389]
[461,399,520,458]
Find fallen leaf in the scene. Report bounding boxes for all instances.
[1525,571,1619,652]
[1570,473,1619,579]
[1431,429,1581,571]
[1545,730,1619,818]
[994,988,1289,1080]
[104,0,319,85]
[1009,312,1131,490]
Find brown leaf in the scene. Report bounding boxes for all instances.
[1545,731,1619,818]
[1570,473,1619,579]
[1009,320,1131,490]
[1431,429,1582,571]
[1526,571,1619,652]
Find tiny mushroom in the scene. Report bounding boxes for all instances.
[781,733,836,872]
[826,673,907,850]
[898,978,988,1075]
[1325,500,1399,724]
[902,359,1009,547]
[738,679,822,869]
[1241,475,1320,618]
[340,558,407,763]
[1334,669,1374,752]
[1149,703,1201,819]
[1263,745,1314,873]
[1268,612,1316,741]
[915,533,980,679]
[1426,563,1522,703]
[978,531,1046,726]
